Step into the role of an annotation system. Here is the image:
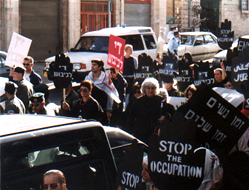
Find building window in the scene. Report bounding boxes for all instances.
[242,0,249,11]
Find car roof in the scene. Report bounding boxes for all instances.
[103,126,147,148]
[180,31,215,36]
[82,26,154,37]
[0,115,102,142]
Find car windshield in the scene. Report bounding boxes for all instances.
[181,35,195,45]
[73,36,109,53]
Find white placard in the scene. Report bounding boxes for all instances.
[5,32,32,67]
[168,96,186,110]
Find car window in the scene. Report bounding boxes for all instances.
[119,35,144,51]
[194,35,204,46]
[73,36,109,53]
[204,35,215,44]
[1,127,114,190]
[181,35,195,45]
[143,35,156,49]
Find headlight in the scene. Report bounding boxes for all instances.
[73,63,86,70]
[73,63,81,70]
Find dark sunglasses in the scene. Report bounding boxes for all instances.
[40,183,59,189]
[79,88,89,93]
[32,103,40,107]
[23,63,30,66]
[134,91,141,94]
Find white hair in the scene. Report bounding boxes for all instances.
[141,77,160,95]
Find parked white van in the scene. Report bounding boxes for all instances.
[44,26,158,81]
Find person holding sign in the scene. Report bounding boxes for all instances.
[211,61,227,88]
[126,77,175,144]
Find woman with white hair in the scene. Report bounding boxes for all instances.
[126,78,175,144]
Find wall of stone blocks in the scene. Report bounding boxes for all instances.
[220,0,249,38]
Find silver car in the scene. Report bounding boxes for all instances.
[164,32,222,65]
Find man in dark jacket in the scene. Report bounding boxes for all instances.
[2,81,25,114]
[12,66,34,112]
[23,56,42,86]
[71,80,103,122]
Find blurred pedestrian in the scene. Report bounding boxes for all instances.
[71,80,103,122]
[123,44,138,104]
[23,56,42,86]
[85,59,120,125]
[41,169,67,190]
[141,155,153,190]
[12,66,34,112]
[126,78,175,144]
[109,67,127,126]
[2,81,25,114]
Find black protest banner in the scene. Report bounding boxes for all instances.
[115,140,144,190]
[48,54,73,89]
[158,53,178,83]
[193,61,214,87]
[178,83,249,155]
[148,112,205,190]
[231,46,249,102]
[237,37,249,51]
[217,19,234,50]
[134,53,157,84]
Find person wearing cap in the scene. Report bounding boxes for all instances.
[163,79,179,97]
[30,92,48,115]
[167,26,177,43]
[12,66,34,112]
[2,82,26,114]
[168,31,181,59]
[23,56,42,86]
[71,80,103,121]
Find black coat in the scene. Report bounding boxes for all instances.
[126,94,175,144]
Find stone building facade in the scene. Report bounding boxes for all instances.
[0,0,249,61]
